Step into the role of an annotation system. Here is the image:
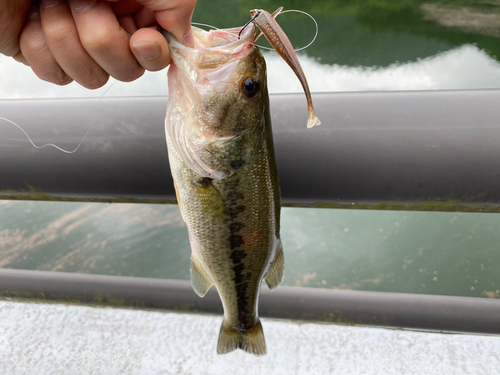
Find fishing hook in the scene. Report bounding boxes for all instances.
[238,12,260,40]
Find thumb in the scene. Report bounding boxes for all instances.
[135,0,196,47]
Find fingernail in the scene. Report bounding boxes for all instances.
[60,76,74,86]
[183,31,194,48]
[131,41,161,61]
[70,0,97,12]
[41,0,63,9]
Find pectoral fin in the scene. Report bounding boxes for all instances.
[193,178,230,221]
[191,258,213,297]
[265,241,284,290]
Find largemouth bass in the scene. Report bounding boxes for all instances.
[163,8,319,356]
[164,23,283,356]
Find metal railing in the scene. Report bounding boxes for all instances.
[2,90,500,211]
[1,268,499,335]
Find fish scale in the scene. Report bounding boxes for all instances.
[163,7,318,355]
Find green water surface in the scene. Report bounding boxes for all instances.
[1,201,498,299]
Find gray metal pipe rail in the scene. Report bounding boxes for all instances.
[0,268,499,335]
[1,90,500,211]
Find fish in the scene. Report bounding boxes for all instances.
[162,8,319,356]
[163,22,283,356]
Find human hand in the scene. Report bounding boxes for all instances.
[0,0,196,89]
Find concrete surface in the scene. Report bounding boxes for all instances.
[0,300,499,374]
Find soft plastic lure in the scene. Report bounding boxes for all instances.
[249,8,321,128]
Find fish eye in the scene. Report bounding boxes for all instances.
[242,77,260,98]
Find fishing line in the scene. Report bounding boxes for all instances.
[191,22,219,30]
[0,116,88,154]
[0,80,117,154]
[192,9,319,52]
[244,9,318,51]
[1,11,317,153]
[277,9,318,52]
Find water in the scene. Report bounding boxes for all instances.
[0,0,500,299]
[0,200,498,298]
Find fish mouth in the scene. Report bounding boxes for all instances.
[163,23,256,55]
[163,23,259,91]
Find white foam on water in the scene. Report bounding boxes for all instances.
[2,44,500,100]
[263,44,500,93]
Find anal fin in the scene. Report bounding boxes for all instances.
[190,258,213,297]
[265,241,284,290]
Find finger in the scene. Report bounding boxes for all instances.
[69,0,144,82]
[136,0,197,47]
[20,3,72,85]
[13,52,29,66]
[0,0,30,56]
[110,1,156,29]
[134,6,156,29]
[40,0,109,89]
[108,0,142,15]
[117,14,138,35]
[130,27,170,71]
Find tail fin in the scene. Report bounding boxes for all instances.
[217,319,266,356]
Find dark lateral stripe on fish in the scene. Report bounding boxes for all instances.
[229,234,245,250]
[228,225,250,326]
[231,256,250,326]
[227,190,251,326]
